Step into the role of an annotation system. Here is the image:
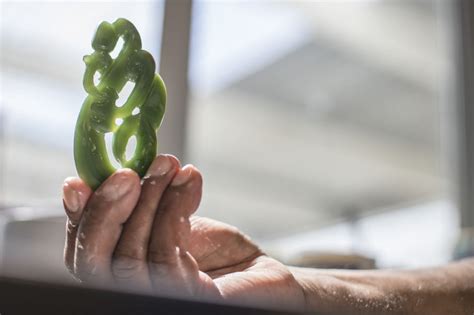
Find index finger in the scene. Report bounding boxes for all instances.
[74,169,141,284]
[63,177,93,274]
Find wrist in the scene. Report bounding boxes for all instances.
[290,259,474,314]
[289,266,398,314]
[289,266,355,313]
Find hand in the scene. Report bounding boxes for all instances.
[62,155,305,311]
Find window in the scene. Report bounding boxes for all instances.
[187,1,453,267]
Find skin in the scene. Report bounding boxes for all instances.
[63,155,474,314]
[63,154,304,311]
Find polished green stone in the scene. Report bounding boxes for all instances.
[74,18,166,190]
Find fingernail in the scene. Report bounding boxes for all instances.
[63,181,80,212]
[172,165,194,186]
[147,155,173,177]
[99,169,136,200]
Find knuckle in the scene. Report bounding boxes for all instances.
[148,248,178,265]
[81,204,114,228]
[81,206,103,225]
[112,255,145,280]
[75,266,98,283]
[74,255,108,283]
[148,260,173,278]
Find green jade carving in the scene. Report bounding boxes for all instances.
[74,18,166,190]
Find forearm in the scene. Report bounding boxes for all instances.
[290,258,474,314]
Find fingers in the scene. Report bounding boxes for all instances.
[147,165,203,295]
[74,169,140,284]
[63,177,92,274]
[149,165,202,261]
[112,155,180,289]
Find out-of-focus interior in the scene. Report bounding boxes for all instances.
[0,0,469,284]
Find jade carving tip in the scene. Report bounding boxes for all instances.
[74,18,166,190]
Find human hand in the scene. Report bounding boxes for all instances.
[62,155,305,311]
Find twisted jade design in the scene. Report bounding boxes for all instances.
[74,18,166,190]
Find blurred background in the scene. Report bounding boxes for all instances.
[0,0,471,282]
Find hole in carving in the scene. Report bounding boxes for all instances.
[115,118,123,126]
[104,132,121,169]
[93,72,101,86]
[132,107,140,115]
[125,135,137,162]
[116,81,135,107]
[110,36,124,59]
